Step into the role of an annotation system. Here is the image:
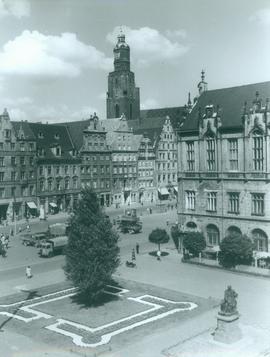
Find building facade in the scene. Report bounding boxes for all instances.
[178,81,270,256]
[107,33,140,120]
[0,111,37,221]
[137,136,156,204]
[29,123,81,214]
[156,116,178,200]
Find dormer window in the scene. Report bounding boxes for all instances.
[5,129,11,139]
[38,132,44,139]
[56,146,61,157]
[54,133,59,140]
[20,134,24,139]
[205,105,213,118]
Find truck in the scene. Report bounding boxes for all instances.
[118,209,142,234]
[39,236,68,257]
[39,223,70,257]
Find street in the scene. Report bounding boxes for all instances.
[0,207,270,357]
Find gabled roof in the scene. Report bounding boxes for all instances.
[59,119,90,150]
[140,106,186,129]
[28,122,76,160]
[12,121,36,141]
[181,81,270,133]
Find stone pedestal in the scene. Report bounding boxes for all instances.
[213,312,242,344]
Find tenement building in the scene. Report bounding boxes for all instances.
[178,81,270,255]
[63,114,112,206]
[104,115,142,206]
[28,123,81,214]
[107,33,140,120]
[0,111,37,221]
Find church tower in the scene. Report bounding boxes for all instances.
[106,32,140,120]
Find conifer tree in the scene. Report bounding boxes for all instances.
[64,188,120,303]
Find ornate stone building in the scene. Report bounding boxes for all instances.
[178,81,270,256]
[63,114,112,206]
[107,33,140,120]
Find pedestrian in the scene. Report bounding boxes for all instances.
[136,242,139,254]
[26,266,32,279]
[166,220,169,226]
[131,248,136,262]
[10,228,14,237]
[157,250,161,261]
[4,236,9,250]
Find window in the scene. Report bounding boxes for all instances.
[39,166,43,175]
[29,157,34,166]
[20,143,25,151]
[56,166,60,175]
[185,191,195,210]
[253,134,264,170]
[228,139,238,170]
[251,193,264,215]
[207,192,217,211]
[0,188,4,198]
[11,187,16,197]
[228,192,240,214]
[48,179,53,191]
[206,138,215,171]
[21,171,25,180]
[0,157,4,167]
[56,146,61,156]
[252,229,268,252]
[29,171,34,179]
[5,129,11,139]
[39,180,45,191]
[65,178,70,190]
[10,143,15,150]
[29,185,34,196]
[38,132,44,139]
[20,156,25,165]
[56,180,61,191]
[186,141,195,171]
[29,142,34,151]
[0,172,4,181]
[11,157,16,166]
[206,225,220,246]
[73,177,78,189]
[73,166,76,174]
[22,186,27,197]
[47,166,51,175]
[115,104,120,118]
[11,172,16,181]
[65,165,68,174]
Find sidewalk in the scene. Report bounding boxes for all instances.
[0,268,65,298]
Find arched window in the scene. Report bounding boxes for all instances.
[206,224,220,246]
[252,229,268,252]
[115,104,120,118]
[186,221,197,229]
[130,103,133,119]
[226,226,242,238]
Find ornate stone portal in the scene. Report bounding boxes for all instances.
[213,285,242,344]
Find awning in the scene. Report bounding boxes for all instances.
[158,187,169,195]
[254,251,270,259]
[49,202,57,208]
[27,202,37,209]
[174,186,178,193]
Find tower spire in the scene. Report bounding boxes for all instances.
[198,69,208,96]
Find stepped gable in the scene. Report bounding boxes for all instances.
[181,81,270,133]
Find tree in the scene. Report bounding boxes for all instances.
[64,188,120,303]
[218,233,253,269]
[170,225,180,251]
[183,231,206,257]
[148,228,170,252]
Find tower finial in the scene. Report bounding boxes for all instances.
[201,69,205,82]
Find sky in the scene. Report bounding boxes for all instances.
[0,0,270,123]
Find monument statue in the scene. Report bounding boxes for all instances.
[220,285,238,316]
[213,285,242,344]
